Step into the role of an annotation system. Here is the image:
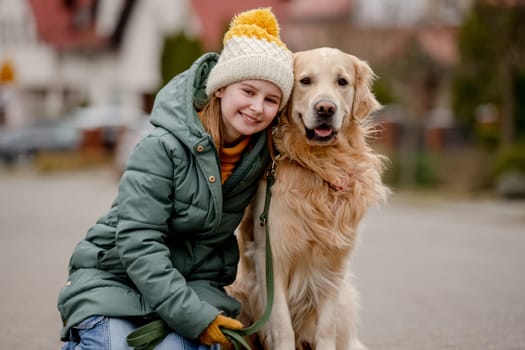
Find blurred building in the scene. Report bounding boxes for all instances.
[352,0,473,27]
[0,0,199,127]
[1,0,476,152]
[191,0,287,51]
[0,0,50,127]
[275,0,474,152]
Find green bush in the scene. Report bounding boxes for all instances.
[383,151,441,188]
[160,32,204,87]
[492,144,525,198]
[373,78,397,106]
[416,153,441,186]
[493,144,525,176]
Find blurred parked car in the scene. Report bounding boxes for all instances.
[0,120,81,165]
[0,104,147,167]
[114,117,154,174]
[70,104,146,151]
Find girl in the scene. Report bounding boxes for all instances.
[57,8,293,350]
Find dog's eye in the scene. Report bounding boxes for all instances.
[338,78,349,87]
[300,77,311,85]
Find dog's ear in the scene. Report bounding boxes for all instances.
[351,58,381,123]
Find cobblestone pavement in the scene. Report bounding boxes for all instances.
[1,167,524,350]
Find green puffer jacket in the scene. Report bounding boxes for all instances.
[57,53,270,341]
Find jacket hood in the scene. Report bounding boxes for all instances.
[150,53,218,148]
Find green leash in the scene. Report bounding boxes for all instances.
[127,166,276,350]
[126,319,170,350]
[222,165,275,349]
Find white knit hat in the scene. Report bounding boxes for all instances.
[206,8,294,111]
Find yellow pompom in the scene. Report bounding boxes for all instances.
[230,8,279,37]
[224,8,285,47]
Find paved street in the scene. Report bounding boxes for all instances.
[1,167,524,350]
[353,193,525,350]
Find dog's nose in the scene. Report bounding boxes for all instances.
[314,100,336,118]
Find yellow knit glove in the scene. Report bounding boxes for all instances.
[198,314,243,346]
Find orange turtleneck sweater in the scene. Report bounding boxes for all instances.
[220,137,251,184]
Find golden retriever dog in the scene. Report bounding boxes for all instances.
[228,47,389,350]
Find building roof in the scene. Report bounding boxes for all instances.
[417,27,458,67]
[191,0,458,67]
[28,0,136,51]
[28,0,102,50]
[284,22,458,67]
[287,0,352,22]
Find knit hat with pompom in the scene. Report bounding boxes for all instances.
[205,8,293,110]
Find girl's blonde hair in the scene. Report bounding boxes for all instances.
[200,95,223,152]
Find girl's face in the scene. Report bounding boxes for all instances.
[216,80,282,144]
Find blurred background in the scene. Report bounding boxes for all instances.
[0,0,524,197]
[1,1,525,349]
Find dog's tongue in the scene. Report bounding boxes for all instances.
[315,127,333,137]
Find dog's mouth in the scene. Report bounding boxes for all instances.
[305,124,338,141]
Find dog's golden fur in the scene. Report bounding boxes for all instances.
[228,47,389,350]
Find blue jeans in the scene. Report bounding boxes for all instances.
[61,316,219,350]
